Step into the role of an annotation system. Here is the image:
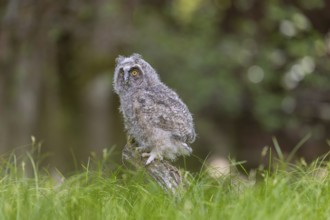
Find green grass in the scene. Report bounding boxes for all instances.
[0,139,329,220]
[0,155,329,220]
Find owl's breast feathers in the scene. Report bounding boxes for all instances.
[131,84,196,144]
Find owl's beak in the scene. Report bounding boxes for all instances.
[124,71,129,82]
[124,70,129,83]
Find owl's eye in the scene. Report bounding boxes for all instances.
[130,69,139,76]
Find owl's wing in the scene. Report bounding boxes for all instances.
[137,85,196,143]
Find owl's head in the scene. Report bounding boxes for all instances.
[113,53,160,94]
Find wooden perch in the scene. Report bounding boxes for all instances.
[122,137,185,194]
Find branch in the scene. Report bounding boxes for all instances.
[122,137,186,194]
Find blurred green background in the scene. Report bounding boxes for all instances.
[0,0,330,172]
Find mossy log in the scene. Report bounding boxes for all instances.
[122,137,185,194]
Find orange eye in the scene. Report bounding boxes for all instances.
[131,69,139,76]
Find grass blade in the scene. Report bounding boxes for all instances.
[272,137,284,161]
[27,152,39,199]
[286,132,311,163]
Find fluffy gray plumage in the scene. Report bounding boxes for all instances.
[113,53,196,164]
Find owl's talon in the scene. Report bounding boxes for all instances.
[146,154,156,165]
[142,152,163,165]
[136,147,145,153]
[141,152,150,157]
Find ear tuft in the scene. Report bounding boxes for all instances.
[131,53,142,60]
[115,55,124,64]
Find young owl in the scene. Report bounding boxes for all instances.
[113,53,196,165]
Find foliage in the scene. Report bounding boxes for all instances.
[127,0,330,131]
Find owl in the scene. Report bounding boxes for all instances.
[113,53,196,165]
